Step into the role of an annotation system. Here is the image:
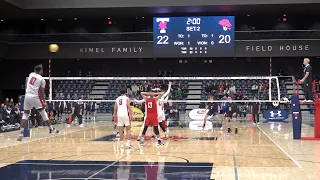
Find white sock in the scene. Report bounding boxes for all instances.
[20,128,24,134]
[49,125,53,130]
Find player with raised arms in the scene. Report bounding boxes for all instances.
[140,91,165,148]
[203,95,223,130]
[17,64,59,141]
[135,82,171,140]
[114,90,133,149]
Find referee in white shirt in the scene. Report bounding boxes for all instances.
[300,58,313,102]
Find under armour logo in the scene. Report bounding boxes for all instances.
[270,110,282,117]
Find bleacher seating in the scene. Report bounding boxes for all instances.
[54,80,95,98]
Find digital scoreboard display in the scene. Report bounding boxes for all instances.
[153,16,235,57]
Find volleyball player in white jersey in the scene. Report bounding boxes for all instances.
[135,82,171,140]
[17,64,59,141]
[114,90,133,149]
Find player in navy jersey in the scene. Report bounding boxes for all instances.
[66,94,72,114]
[224,96,238,134]
[203,95,223,130]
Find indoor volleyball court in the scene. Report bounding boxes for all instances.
[0,76,318,180]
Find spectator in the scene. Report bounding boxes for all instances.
[9,98,14,109]
[157,69,162,77]
[4,98,9,107]
[229,84,236,97]
[78,70,82,77]
[166,101,182,128]
[1,105,10,124]
[252,84,259,96]
[10,104,20,125]
[0,104,5,123]
[87,71,92,77]
[218,83,225,94]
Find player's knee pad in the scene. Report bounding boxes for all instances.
[22,112,30,120]
[39,109,49,121]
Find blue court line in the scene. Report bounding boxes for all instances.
[232,149,239,180]
[85,145,146,180]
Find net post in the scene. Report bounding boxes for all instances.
[268,78,272,101]
[275,76,281,102]
[49,78,52,101]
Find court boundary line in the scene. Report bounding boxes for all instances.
[0,162,213,167]
[232,149,239,180]
[0,123,108,150]
[86,145,147,180]
[258,126,302,168]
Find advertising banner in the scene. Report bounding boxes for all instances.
[7,42,153,59]
[235,40,320,57]
[189,109,212,120]
[263,109,289,122]
[4,39,320,59]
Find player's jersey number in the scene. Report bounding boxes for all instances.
[147,102,153,108]
[29,77,37,85]
[119,99,122,105]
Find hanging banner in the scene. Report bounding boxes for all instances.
[4,39,320,59]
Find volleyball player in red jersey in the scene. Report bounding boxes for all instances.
[140,91,165,148]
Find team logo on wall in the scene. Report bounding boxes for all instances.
[156,18,170,33]
[263,109,289,121]
[218,19,232,31]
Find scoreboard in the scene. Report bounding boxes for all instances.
[153,16,235,57]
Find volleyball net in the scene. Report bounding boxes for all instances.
[45,76,283,103]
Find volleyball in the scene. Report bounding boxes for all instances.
[49,44,59,53]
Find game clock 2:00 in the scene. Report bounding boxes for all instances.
[153,16,235,57]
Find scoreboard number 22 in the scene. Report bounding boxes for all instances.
[157,35,169,45]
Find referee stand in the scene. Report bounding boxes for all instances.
[292,80,320,140]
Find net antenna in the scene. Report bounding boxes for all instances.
[44,76,285,103]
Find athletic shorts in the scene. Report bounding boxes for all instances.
[158,112,165,123]
[24,94,45,111]
[206,110,217,116]
[117,115,130,127]
[226,111,237,118]
[145,116,158,126]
